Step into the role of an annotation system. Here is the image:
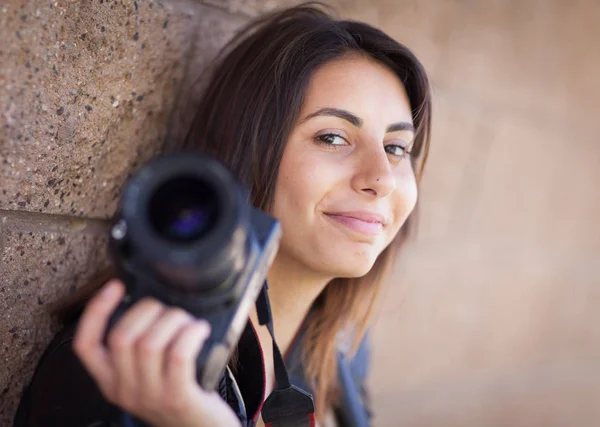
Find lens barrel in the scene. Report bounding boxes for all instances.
[116,153,250,294]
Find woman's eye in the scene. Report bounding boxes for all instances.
[385,144,409,157]
[315,133,347,146]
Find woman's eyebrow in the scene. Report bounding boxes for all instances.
[302,107,362,127]
[301,107,414,133]
[387,122,415,133]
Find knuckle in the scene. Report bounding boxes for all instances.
[137,336,160,356]
[168,346,189,366]
[108,330,132,351]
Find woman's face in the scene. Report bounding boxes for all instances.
[271,54,418,278]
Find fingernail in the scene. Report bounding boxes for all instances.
[101,281,119,297]
[198,320,211,335]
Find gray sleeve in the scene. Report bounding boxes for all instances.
[335,332,373,427]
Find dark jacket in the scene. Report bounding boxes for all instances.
[14,317,372,427]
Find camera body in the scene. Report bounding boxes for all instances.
[107,153,281,391]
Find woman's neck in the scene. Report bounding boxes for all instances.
[262,251,331,355]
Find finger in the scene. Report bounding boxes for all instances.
[73,280,125,394]
[136,308,194,402]
[164,320,211,402]
[108,297,165,403]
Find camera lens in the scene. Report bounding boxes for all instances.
[148,177,218,243]
[117,154,252,294]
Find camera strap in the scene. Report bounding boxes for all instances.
[256,282,316,427]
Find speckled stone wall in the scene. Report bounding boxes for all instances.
[0,0,251,424]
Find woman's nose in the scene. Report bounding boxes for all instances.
[351,145,396,198]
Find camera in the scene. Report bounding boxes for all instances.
[106,153,281,391]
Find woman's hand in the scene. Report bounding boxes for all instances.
[73,280,242,427]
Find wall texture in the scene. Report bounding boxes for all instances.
[1,1,247,424]
[1,0,599,426]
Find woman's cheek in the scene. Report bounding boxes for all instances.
[389,183,418,240]
[397,161,418,204]
[292,160,329,206]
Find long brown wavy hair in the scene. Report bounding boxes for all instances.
[57,1,432,422]
[181,2,432,420]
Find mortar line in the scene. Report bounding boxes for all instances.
[0,209,110,236]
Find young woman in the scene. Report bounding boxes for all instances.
[15,3,431,427]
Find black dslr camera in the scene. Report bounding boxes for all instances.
[107,153,281,391]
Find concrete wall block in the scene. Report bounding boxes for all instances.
[0,210,111,426]
[199,0,300,16]
[0,0,242,220]
[0,1,248,423]
[198,0,377,19]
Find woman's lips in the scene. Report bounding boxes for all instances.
[324,212,384,236]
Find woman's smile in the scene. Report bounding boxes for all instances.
[323,211,385,236]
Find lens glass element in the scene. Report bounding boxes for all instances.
[149,177,218,243]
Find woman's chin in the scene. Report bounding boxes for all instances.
[322,256,378,279]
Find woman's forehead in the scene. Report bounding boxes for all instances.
[300,55,414,126]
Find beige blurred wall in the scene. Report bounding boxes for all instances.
[347,1,600,426]
[1,0,599,426]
